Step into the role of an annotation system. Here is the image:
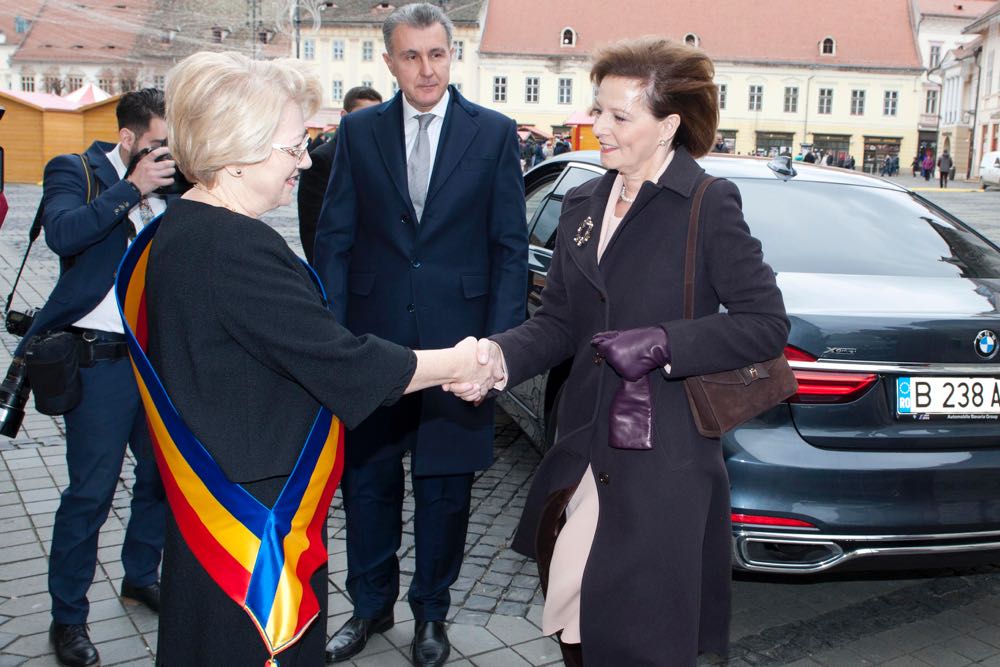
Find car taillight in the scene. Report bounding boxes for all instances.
[731,512,816,528]
[785,345,877,404]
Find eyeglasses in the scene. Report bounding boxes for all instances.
[272,136,309,161]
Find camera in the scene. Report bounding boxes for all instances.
[125,144,192,196]
[5,307,36,337]
[0,358,30,438]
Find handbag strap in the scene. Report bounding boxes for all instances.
[5,154,98,315]
[683,176,719,320]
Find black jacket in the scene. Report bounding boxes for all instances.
[145,199,415,482]
[297,135,337,264]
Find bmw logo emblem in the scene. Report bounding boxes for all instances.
[974,330,998,359]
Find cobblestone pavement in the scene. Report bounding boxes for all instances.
[3,181,1000,666]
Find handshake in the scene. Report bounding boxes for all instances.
[440,337,506,404]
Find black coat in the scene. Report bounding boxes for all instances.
[145,199,415,665]
[493,147,789,665]
[297,135,337,264]
[313,87,527,475]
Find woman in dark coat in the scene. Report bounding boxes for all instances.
[130,51,493,667]
[463,39,789,665]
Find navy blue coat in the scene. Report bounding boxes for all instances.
[17,141,172,355]
[313,87,528,475]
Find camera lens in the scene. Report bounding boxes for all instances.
[0,358,30,438]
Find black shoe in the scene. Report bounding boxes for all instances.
[120,580,160,613]
[411,621,450,667]
[324,613,394,663]
[49,622,99,667]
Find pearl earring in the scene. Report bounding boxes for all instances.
[658,139,667,147]
[235,169,243,176]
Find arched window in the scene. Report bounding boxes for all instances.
[561,27,577,47]
[821,37,835,56]
[684,33,699,47]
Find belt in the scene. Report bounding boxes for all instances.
[66,327,129,365]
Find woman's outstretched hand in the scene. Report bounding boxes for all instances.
[443,338,506,403]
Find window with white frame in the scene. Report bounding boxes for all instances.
[561,28,576,47]
[748,84,763,111]
[303,38,315,60]
[818,88,833,114]
[850,89,865,115]
[883,90,898,116]
[493,76,507,103]
[821,37,835,55]
[67,75,84,91]
[152,75,165,91]
[718,83,727,110]
[20,75,34,92]
[332,39,344,60]
[925,90,939,115]
[361,79,372,89]
[783,86,798,113]
[362,40,374,61]
[525,77,539,103]
[558,77,572,104]
[332,80,343,101]
[929,44,941,68]
[454,40,464,61]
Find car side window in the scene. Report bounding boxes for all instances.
[530,198,561,250]
[554,166,602,197]
[526,175,557,226]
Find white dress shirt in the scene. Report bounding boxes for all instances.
[73,144,167,333]
[402,89,450,194]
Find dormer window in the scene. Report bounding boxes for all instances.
[684,33,699,47]
[561,27,577,47]
[821,37,835,56]
[258,29,274,44]
[212,27,230,44]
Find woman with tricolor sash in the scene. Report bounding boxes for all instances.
[114,51,502,667]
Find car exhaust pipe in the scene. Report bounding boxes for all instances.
[734,536,845,572]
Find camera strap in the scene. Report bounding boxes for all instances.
[4,154,98,316]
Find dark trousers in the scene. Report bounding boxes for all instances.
[341,455,473,621]
[49,356,165,624]
[940,171,950,188]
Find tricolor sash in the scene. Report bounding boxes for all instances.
[115,216,344,665]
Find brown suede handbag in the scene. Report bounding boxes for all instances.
[681,177,798,438]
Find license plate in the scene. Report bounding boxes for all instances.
[897,377,1000,419]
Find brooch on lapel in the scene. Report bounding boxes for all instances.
[574,217,594,247]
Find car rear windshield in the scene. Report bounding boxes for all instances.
[736,180,1000,278]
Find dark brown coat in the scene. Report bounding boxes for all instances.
[493,147,789,666]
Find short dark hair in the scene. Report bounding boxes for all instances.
[382,2,454,54]
[116,88,165,136]
[590,38,718,157]
[343,86,383,112]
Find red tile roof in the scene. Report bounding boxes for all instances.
[0,0,45,48]
[12,0,153,64]
[964,0,1000,30]
[480,0,923,70]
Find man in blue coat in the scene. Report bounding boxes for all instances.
[21,89,175,667]
[313,4,527,665]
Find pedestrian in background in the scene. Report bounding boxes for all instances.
[297,85,383,263]
[938,150,954,189]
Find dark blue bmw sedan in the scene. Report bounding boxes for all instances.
[499,151,1000,574]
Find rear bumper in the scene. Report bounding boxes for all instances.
[726,411,1000,572]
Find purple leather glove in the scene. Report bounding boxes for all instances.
[608,376,654,450]
[591,326,671,382]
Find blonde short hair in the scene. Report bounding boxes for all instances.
[165,51,322,186]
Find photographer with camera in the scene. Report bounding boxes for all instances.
[14,89,177,667]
